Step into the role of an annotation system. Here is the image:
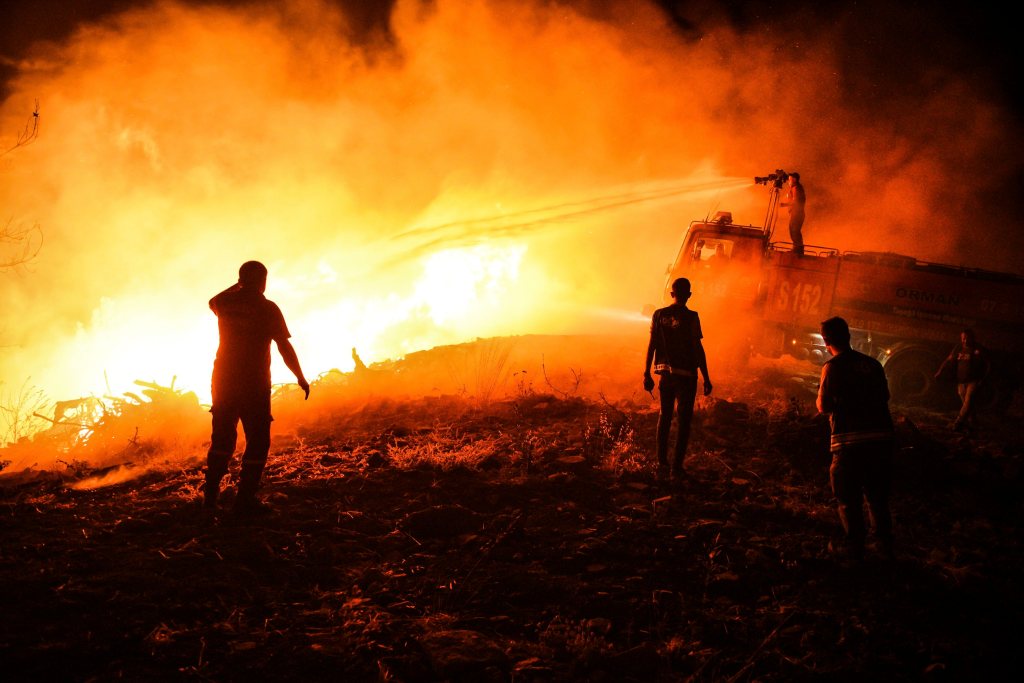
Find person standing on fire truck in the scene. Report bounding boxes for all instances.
[204,260,310,515]
[934,328,990,433]
[643,277,713,486]
[816,316,895,563]
[780,172,805,256]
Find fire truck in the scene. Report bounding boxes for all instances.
[652,170,1024,407]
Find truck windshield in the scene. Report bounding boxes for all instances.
[690,236,757,266]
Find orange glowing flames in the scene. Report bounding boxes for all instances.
[0,1,756,414]
[0,0,1016,459]
[37,242,529,407]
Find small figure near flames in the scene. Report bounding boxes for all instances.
[352,347,368,372]
[816,316,895,562]
[643,277,713,486]
[204,260,310,515]
[780,172,805,256]
[934,327,990,433]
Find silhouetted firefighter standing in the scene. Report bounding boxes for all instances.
[780,172,805,256]
[644,277,713,486]
[204,261,310,515]
[816,316,895,562]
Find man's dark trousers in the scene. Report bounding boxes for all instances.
[205,391,272,505]
[829,440,893,555]
[657,373,698,470]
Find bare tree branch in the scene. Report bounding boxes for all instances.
[540,355,583,399]
[1,100,40,159]
[0,218,43,270]
[1,101,43,271]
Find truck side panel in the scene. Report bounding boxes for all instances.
[762,251,840,329]
[831,259,1024,351]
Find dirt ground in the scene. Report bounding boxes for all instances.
[1,336,1022,682]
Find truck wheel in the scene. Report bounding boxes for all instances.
[885,352,944,407]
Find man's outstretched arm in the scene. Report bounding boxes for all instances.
[934,348,955,379]
[276,339,310,399]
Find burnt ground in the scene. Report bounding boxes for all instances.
[1,338,1022,682]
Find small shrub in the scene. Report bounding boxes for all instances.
[583,410,645,473]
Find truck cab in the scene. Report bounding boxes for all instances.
[647,213,773,363]
[661,213,767,309]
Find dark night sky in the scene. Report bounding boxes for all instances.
[1,1,1019,103]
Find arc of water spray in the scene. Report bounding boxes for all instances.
[376,175,751,270]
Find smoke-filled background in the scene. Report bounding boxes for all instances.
[1,0,1021,418]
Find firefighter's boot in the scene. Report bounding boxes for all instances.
[233,462,272,516]
[203,453,230,511]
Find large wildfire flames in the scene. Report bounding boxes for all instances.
[0,0,1020,471]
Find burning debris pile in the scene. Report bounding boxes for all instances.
[0,378,209,480]
[1,337,1021,681]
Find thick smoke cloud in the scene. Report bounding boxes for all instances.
[0,0,1019,411]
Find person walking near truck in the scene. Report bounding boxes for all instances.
[780,172,805,255]
[643,277,713,486]
[934,328,990,433]
[816,316,895,563]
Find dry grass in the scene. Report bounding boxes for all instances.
[444,337,515,403]
[386,426,503,471]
